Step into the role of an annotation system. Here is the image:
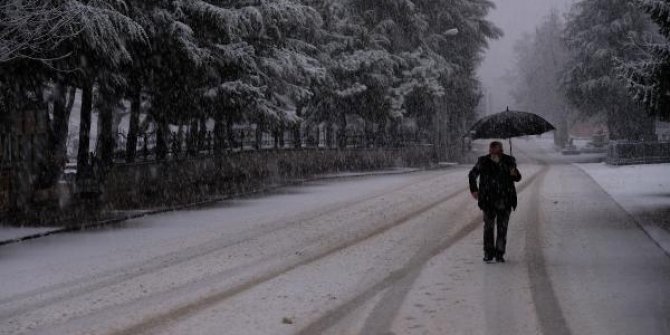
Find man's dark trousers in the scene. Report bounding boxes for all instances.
[483,208,510,258]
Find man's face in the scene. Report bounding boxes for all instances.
[489,144,503,155]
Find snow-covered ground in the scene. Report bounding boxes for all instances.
[0,168,425,246]
[0,139,668,335]
[577,162,670,254]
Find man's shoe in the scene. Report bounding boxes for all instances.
[495,255,505,263]
[483,255,494,262]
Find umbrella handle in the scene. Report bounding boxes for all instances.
[509,138,513,156]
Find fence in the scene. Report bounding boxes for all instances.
[102,146,437,209]
[605,141,670,165]
[109,128,434,164]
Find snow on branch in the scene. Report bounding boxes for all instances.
[0,0,82,63]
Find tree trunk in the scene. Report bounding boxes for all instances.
[323,121,334,149]
[155,117,168,160]
[304,123,313,147]
[97,97,115,168]
[315,126,321,148]
[273,127,279,149]
[278,126,285,148]
[225,114,235,150]
[199,116,207,152]
[432,110,443,161]
[293,105,303,149]
[65,86,76,115]
[173,123,184,157]
[44,81,71,187]
[214,113,224,155]
[376,117,387,147]
[293,122,301,149]
[76,82,93,180]
[606,112,620,141]
[553,113,569,148]
[363,120,373,148]
[336,112,347,149]
[125,88,141,162]
[188,118,198,156]
[389,117,400,147]
[255,120,263,150]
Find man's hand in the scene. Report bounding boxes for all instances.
[510,168,518,177]
[471,191,478,200]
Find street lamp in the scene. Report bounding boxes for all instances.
[436,27,459,162]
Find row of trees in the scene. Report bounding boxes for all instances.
[510,0,670,145]
[509,11,569,147]
[0,0,501,189]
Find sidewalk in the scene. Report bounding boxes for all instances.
[0,166,451,246]
[576,162,670,256]
[0,209,157,246]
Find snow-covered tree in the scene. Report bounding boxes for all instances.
[0,0,146,184]
[619,0,670,121]
[149,0,326,151]
[116,0,205,161]
[511,11,570,147]
[2,0,502,176]
[0,1,80,64]
[67,0,146,173]
[303,0,499,151]
[301,0,406,147]
[411,0,502,158]
[563,0,657,140]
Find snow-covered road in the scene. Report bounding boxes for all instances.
[1,139,668,335]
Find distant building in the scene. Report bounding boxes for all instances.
[569,119,608,139]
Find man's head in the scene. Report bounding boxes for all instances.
[489,141,504,155]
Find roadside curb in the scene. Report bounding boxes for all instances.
[604,199,670,258]
[0,164,458,247]
[637,224,670,258]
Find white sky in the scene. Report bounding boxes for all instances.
[478,0,575,114]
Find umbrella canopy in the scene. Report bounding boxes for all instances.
[467,107,555,154]
[469,107,555,139]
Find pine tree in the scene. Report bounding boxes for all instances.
[563,0,657,140]
[511,10,569,147]
[620,0,670,121]
[0,0,147,185]
[1,0,503,174]
[185,0,325,150]
[411,0,502,158]
[304,0,500,151]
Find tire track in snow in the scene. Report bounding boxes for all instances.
[0,171,455,321]
[525,165,572,335]
[108,183,475,335]
[297,208,482,335]
[297,159,549,335]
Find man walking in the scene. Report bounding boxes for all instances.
[468,141,522,263]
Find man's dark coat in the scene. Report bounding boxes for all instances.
[468,154,522,211]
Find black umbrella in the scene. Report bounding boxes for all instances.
[467,107,555,155]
